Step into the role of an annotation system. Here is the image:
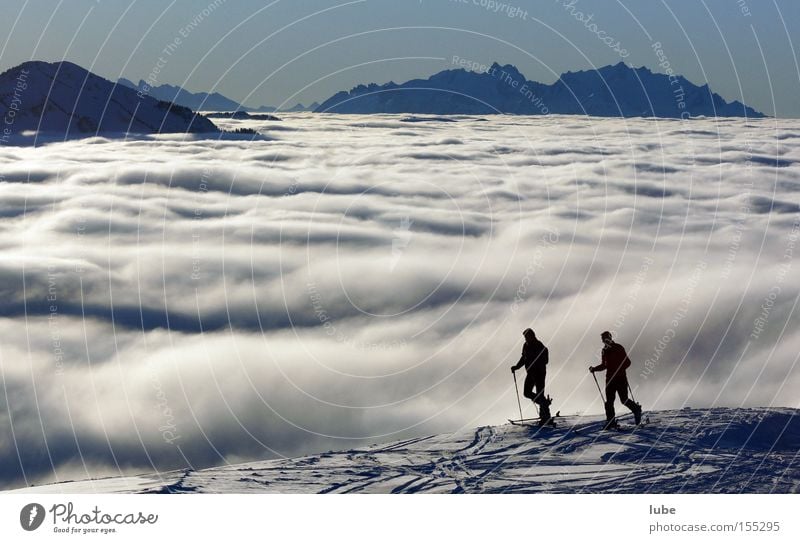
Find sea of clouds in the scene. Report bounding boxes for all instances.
[0,113,798,489]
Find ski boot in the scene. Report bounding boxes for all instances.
[631,402,642,425]
[538,396,555,427]
[603,418,619,431]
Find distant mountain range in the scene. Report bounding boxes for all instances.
[0,61,219,136]
[118,77,242,111]
[0,60,766,139]
[315,62,765,118]
[205,111,281,121]
[117,78,318,113]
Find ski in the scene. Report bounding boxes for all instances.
[508,410,560,428]
[509,420,557,429]
[509,419,557,426]
[601,416,653,432]
[607,425,641,432]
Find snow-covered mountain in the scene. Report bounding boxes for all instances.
[315,62,765,118]
[7,408,797,494]
[0,61,219,136]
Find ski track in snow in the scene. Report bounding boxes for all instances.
[8,408,798,494]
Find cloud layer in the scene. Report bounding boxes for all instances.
[1,113,799,489]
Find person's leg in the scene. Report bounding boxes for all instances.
[619,379,642,423]
[523,371,536,401]
[604,381,617,425]
[618,381,629,404]
[533,370,552,422]
[533,371,546,406]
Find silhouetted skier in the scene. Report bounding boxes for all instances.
[590,331,642,429]
[511,328,552,425]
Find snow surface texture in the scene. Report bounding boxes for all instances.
[7,409,799,493]
[0,114,798,491]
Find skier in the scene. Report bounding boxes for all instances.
[511,328,553,425]
[589,331,642,429]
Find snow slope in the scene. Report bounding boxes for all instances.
[0,61,219,136]
[7,408,798,494]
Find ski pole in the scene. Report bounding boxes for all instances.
[512,371,524,422]
[591,370,606,404]
[627,382,637,404]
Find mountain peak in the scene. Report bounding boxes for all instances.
[490,62,524,79]
[316,61,765,118]
[116,77,250,112]
[0,60,220,137]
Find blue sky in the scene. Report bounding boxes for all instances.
[0,0,798,116]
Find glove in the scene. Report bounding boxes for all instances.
[510,366,516,373]
[589,366,595,373]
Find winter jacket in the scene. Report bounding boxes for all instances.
[592,342,631,383]
[512,339,549,373]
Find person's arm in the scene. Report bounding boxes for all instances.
[541,347,549,366]
[590,349,607,372]
[511,346,526,371]
[621,347,631,371]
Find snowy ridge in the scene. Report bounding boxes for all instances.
[0,61,219,137]
[8,408,798,494]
